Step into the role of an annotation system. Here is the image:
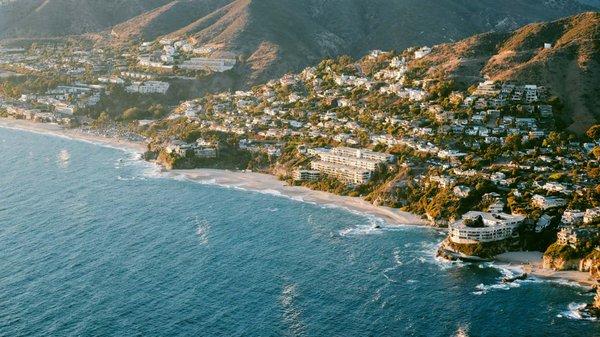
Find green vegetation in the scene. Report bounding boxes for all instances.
[447,239,514,259]
[544,242,578,260]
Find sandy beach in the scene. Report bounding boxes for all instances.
[496,251,596,287]
[0,118,147,153]
[1,118,427,227]
[174,168,428,226]
[4,117,598,288]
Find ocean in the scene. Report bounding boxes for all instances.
[0,127,598,337]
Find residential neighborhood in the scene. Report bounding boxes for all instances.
[1,40,599,283]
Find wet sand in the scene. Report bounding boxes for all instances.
[5,118,598,288]
[173,169,428,227]
[1,118,427,227]
[496,251,596,287]
[0,118,147,153]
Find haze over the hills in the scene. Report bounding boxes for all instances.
[0,0,594,83]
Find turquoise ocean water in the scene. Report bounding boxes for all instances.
[0,127,598,336]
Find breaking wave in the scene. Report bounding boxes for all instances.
[280,283,306,337]
[189,216,210,245]
[57,149,70,168]
[557,303,597,321]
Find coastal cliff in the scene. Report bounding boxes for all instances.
[437,238,517,260]
[542,256,580,271]
[588,287,600,318]
[543,242,600,273]
[579,250,600,278]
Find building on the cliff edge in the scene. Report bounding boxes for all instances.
[293,169,320,182]
[448,211,525,244]
[557,227,600,248]
[309,147,394,184]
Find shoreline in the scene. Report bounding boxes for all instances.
[495,251,596,287]
[0,118,147,153]
[172,168,428,227]
[2,118,597,288]
[0,118,427,227]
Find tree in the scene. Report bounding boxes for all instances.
[543,131,563,148]
[504,134,522,151]
[592,146,600,161]
[586,125,600,141]
[92,111,111,128]
[122,107,141,120]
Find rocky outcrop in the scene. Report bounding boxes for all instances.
[542,242,581,270]
[586,287,600,318]
[542,255,580,270]
[580,250,600,279]
[438,238,516,260]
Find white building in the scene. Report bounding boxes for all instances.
[488,201,505,214]
[543,182,567,193]
[310,161,372,184]
[453,185,471,198]
[414,46,432,59]
[535,214,553,233]
[180,57,236,72]
[53,102,75,115]
[98,76,124,85]
[293,170,321,182]
[449,211,525,244]
[309,147,392,184]
[531,194,566,210]
[557,227,600,247]
[194,147,217,158]
[584,207,600,224]
[561,209,585,226]
[473,81,500,97]
[126,81,170,94]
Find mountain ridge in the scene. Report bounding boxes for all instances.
[0,0,594,84]
[413,11,600,133]
[102,0,595,84]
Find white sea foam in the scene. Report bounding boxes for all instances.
[113,152,162,181]
[556,302,597,321]
[57,149,70,168]
[469,263,586,295]
[338,217,388,236]
[280,283,306,336]
[412,241,464,270]
[258,189,284,196]
[0,123,143,155]
[454,324,470,337]
[392,247,403,266]
[482,262,589,293]
[117,176,137,181]
[382,267,399,283]
[189,216,210,245]
[339,224,384,236]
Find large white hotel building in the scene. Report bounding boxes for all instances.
[310,147,394,184]
[448,211,525,244]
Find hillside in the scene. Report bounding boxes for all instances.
[106,0,593,84]
[0,0,593,85]
[0,0,172,38]
[414,12,600,133]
